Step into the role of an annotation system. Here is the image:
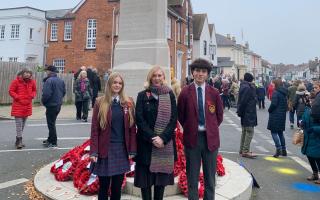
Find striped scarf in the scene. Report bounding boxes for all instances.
[149,85,174,174]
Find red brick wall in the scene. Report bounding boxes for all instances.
[46,0,192,79]
[46,0,119,74]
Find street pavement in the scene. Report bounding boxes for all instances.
[0,101,320,199]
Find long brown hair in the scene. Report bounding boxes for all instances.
[273,79,283,90]
[97,72,135,129]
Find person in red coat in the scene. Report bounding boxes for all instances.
[8,68,36,149]
[178,58,223,200]
[267,82,275,100]
[90,72,136,200]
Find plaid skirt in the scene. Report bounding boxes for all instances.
[92,142,130,176]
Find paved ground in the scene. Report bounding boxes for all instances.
[0,102,320,199]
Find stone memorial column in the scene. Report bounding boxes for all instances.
[113,0,170,98]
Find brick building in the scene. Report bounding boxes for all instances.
[46,0,193,82]
[46,0,119,73]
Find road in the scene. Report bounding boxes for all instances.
[0,102,319,199]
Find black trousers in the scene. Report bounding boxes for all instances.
[75,100,89,119]
[141,185,165,200]
[98,174,124,200]
[45,106,61,145]
[258,99,265,109]
[185,132,218,200]
[307,156,320,173]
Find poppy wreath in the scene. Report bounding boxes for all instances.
[54,152,79,181]
[178,170,205,198]
[216,154,225,176]
[174,125,186,177]
[125,158,135,177]
[73,157,100,195]
[50,142,85,181]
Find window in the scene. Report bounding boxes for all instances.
[9,57,18,62]
[10,24,20,39]
[177,22,182,43]
[115,14,119,36]
[167,17,172,39]
[29,28,33,40]
[64,21,72,40]
[53,59,65,72]
[50,23,58,41]
[86,19,97,49]
[0,25,5,39]
[203,41,207,55]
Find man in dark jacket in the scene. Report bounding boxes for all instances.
[256,83,266,109]
[42,65,66,148]
[237,73,257,158]
[91,68,101,108]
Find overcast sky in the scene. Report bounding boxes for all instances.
[1,0,319,64]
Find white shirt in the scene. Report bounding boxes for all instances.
[194,82,206,131]
[112,95,120,103]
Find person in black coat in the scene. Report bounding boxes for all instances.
[91,68,101,108]
[237,73,257,158]
[267,79,288,158]
[134,66,177,200]
[256,84,266,109]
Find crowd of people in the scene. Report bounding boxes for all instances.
[7,59,320,199]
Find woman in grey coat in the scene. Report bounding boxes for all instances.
[267,79,288,158]
[74,70,92,122]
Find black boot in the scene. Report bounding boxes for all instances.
[141,187,152,200]
[307,172,319,181]
[15,137,24,149]
[273,149,281,158]
[281,149,287,156]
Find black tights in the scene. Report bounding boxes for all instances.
[98,174,124,200]
[307,156,320,173]
[141,185,165,200]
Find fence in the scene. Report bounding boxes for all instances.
[0,62,74,105]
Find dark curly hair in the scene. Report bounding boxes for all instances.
[190,58,213,74]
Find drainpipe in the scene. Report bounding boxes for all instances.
[43,19,48,67]
[110,7,116,69]
[174,19,179,79]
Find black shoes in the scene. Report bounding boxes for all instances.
[43,140,57,148]
[273,149,281,158]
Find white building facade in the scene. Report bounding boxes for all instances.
[192,14,215,63]
[0,7,46,65]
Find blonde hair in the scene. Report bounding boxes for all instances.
[144,65,167,89]
[97,72,135,129]
[78,70,87,79]
[171,78,181,98]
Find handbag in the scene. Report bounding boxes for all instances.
[292,128,304,146]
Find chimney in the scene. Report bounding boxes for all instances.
[226,34,231,40]
[245,42,249,49]
[232,36,236,42]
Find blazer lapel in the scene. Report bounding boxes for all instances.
[205,85,210,118]
[190,84,199,117]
